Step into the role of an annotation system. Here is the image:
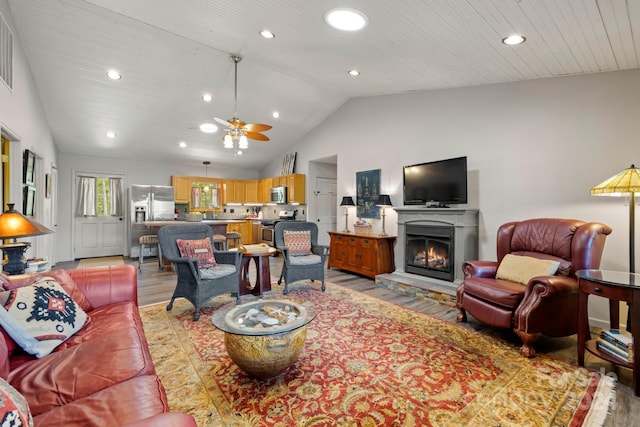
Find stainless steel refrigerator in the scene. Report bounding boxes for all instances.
[129,185,175,259]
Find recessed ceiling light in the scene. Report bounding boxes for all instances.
[202,93,213,102]
[502,34,526,45]
[348,69,360,76]
[272,111,280,119]
[259,30,276,39]
[106,131,116,138]
[324,8,368,31]
[199,123,218,133]
[179,141,187,148]
[106,70,121,80]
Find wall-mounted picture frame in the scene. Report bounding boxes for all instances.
[356,169,381,219]
[23,149,35,185]
[23,186,35,217]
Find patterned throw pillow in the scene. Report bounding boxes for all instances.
[176,238,217,268]
[0,279,90,358]
[19,269,93,312]
[0,377,33,427]
[283,230,312,256]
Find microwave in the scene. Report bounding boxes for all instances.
[270,186,288,204]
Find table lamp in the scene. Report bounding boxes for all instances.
[340,196,355,232]
[591,164,640,330]
[0,203,53,275]
[376,194,393,236]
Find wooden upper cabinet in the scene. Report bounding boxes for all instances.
[285,174,305,204]
[244,180,259,203]
[258,178,272,204]
[171,176,191,203]
[222,179,245,204]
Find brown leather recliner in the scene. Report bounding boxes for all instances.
[456,218,612,357]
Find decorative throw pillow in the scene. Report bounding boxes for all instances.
[283,230,312,256]
[176,238,217,269]
[496,254,561,286]
[0,377,33,427]
[0,279,90,358]
[20,270,93,312]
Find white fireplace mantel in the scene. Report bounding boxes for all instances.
[393,207,479,293]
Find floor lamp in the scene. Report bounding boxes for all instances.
[340,196,355,232]
[376,194,393,236]
[591,164,640,330]
[0,203,53,275]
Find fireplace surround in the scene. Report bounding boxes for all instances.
[391,207,479,294]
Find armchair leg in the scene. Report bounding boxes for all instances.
[456,307,467,322]
[193,309,200,321]
[514,330,541,358]
[166,298,175,312]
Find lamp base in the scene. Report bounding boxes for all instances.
[0,242,31,275]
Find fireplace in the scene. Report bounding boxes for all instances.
[405,224,454,281]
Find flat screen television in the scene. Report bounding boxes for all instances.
[403,156,467,207]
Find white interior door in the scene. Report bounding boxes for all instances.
[73,173,125,259]
[314,177,337,246]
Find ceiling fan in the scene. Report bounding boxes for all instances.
[214,55,272,151]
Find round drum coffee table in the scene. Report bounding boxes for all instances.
[212,299,316,379]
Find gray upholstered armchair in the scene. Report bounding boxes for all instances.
[157,224,242,321]
[275,221,329,295]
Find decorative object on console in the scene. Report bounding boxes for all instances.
[339,196,355,232]
[0,204,53,275]
[356,169,381,218]
[214,55,271,156]
[376,194,393,236]
[591,164,640,330]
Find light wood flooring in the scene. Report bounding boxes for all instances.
[57,255,638,425]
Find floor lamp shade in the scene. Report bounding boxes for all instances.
[591,164,640,330]
[0,203,53,275]
[340,196,355,232]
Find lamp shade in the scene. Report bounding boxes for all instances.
[376,194,393,207]
[0,204,53,240]
[340,196,355,206]
[590,164,640,196]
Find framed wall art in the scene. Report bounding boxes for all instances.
[356,169,381,219]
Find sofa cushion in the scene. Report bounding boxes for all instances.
[496,254,560,285]
[8,326,155,416]
[462,277,526,309]
[176,238,217,268]
[0,279,90,358]
[283,230,312,256]
[289,254,322,266]
[31,375,168,427]
[0,376,33,426]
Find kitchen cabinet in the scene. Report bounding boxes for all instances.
[244,180,259,204]
[222,180,245,204]
[327,231,396,279]
[285,174,305,204]
[258,178,272,203]
[171,176,191,203]
[227,220,252,244]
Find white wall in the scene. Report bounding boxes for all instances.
[263,69,640,327]
[0,0,57,263]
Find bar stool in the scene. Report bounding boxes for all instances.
[226,231,242,250]
[213,234,227,251]
[138,235,162,271]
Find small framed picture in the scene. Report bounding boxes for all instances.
[45,173,52,198]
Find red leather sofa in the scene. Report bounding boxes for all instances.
[0,264,196,426]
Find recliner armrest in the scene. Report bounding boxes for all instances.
[462,260,498,279]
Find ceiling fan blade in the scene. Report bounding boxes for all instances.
[245,131,270,141]
[244,123,272,132]
[214,117,232,127]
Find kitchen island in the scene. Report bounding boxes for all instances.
[142,219,246,236]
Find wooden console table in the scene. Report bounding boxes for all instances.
[327,231,396,279]
[576,269,640,396]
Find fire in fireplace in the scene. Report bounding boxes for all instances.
[405,224,455,281]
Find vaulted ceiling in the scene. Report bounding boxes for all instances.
[7,0,640,169]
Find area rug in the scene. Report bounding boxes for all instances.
[139,283,614,427]
[76,256,125,268]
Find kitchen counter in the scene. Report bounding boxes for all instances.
[142,220,245,226]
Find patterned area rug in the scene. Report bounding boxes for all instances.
[139,283,614,427]
[76,256,124,268]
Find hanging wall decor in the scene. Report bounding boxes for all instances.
[356,169,381,219]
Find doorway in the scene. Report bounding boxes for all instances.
[73,172,125,259]
[309,158,337,246]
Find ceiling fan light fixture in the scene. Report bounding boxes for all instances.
[199,123,218,133]
[239,134,249,149]
[223,133,234,148]
[324,8,368,31]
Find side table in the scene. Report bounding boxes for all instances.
[239,247,277,297]
[576,269,640,396]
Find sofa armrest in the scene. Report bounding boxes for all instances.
[122,412,197,427]
[67,264,138,308]
[462,260,498,278]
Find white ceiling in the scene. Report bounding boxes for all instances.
[7,0,640,170]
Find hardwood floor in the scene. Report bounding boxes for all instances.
[57,255,638,424]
